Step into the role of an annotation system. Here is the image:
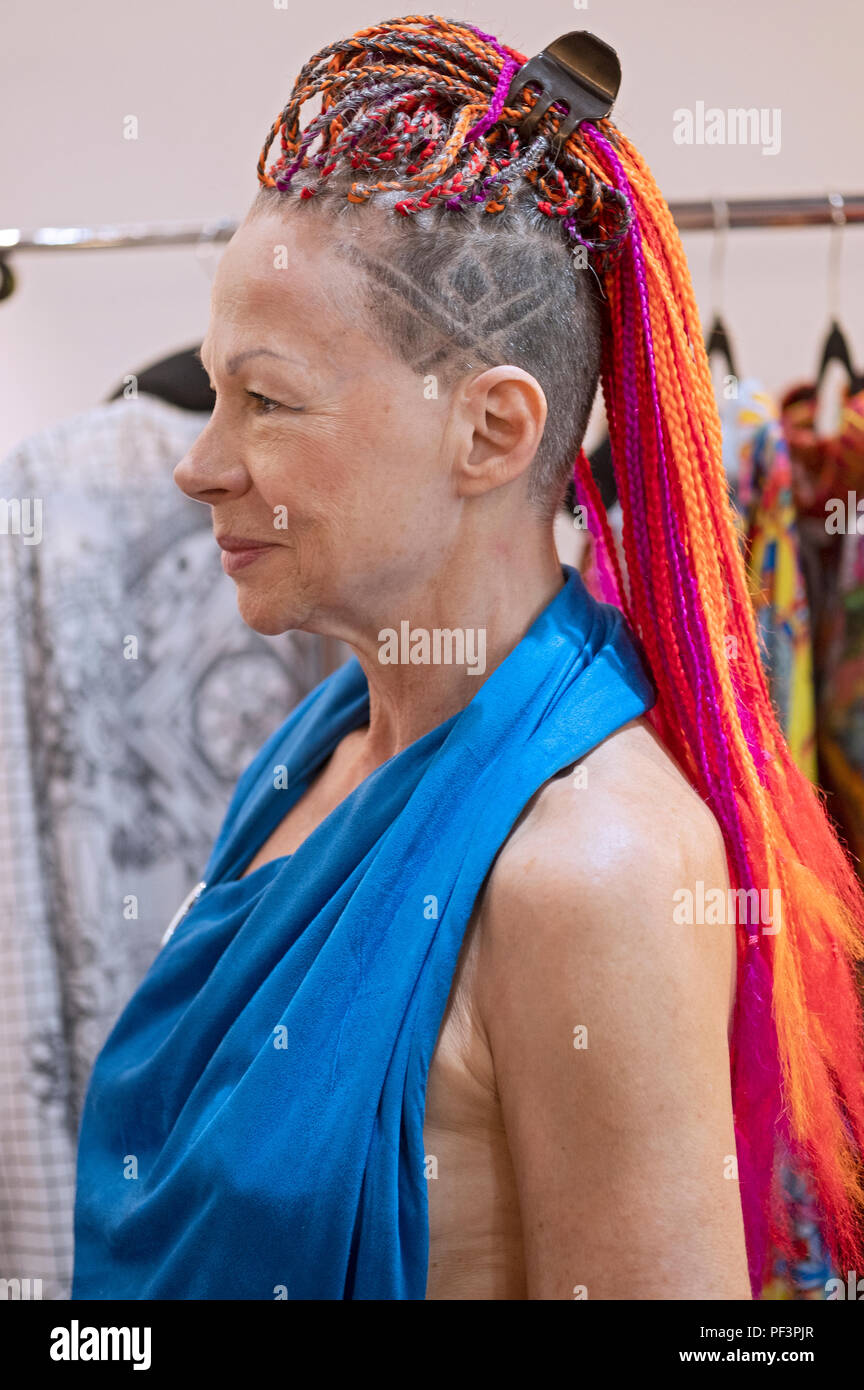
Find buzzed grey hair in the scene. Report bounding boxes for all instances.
[251,171,605,520]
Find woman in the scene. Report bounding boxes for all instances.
[72,16,864,1300]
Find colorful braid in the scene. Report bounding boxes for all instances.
[257,14,633,270]
[257,15,864,1294]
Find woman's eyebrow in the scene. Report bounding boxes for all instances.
[225,348,293,374]
[196,346,300,375]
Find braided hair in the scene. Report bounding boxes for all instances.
[255,14,864,1294]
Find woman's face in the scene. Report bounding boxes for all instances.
[174,207,459,638]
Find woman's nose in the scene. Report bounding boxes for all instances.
[173,422,250,504]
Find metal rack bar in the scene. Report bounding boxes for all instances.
[0,219,237,253]
[2,195,863,252]
[671,195,864,231]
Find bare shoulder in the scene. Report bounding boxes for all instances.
[474,715,736,1033]
[497,714,728,907]
[477,715,731,960]
[469,715,749,1298]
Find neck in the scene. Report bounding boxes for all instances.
[329,535,566,765]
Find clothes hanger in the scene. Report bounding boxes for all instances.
[705,315,738,383]
[105,345,215,411]
[782,194,864,513]
[815,195,864,393]
[817,320,862,389]
[0,258,14,301]
[704,198,739,382]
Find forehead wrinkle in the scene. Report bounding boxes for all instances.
[197,341,313,378]
[225,347,293,374]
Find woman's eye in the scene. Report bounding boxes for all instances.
[245,390,283,415]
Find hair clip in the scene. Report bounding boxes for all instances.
[506,31,622,150]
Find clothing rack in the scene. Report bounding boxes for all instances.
[2,195,863,252]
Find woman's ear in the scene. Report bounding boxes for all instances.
[453,365,547,498]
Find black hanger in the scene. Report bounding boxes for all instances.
[816,318,864,394]
[704,313,739,383]
[106,345,215,412]
[0,259,15,302]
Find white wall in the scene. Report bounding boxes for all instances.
[2,0,862,457]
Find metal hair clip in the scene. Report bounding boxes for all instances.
[506,30,622,149]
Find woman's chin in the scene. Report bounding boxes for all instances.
[235,591,301,637]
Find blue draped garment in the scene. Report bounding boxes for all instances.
[71,564,656,1299]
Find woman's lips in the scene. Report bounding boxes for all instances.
[216,537,277,574]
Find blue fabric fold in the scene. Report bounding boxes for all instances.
[72,564,656,1300]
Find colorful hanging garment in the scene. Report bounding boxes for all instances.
[721,380,817,781]
[0,395,322,1300]
[782,381,864,871]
